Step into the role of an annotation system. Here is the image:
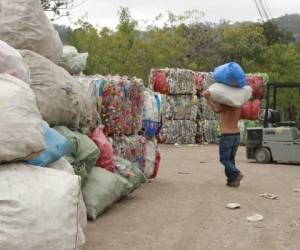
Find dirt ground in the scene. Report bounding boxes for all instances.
[85,144,300,250]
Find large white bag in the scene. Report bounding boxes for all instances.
[209,83,252,108]
[0,40,30,83]
[48,158,87,250]
[0,73,45,163]
[61,46,89,75]
[20,50,98,134]
[0,163,82,250]
[0,0,62,63]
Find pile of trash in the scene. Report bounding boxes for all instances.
[0,1,161,249]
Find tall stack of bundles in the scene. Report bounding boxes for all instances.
[150,68,197,144]
[194,72,220,144]
[88,76,162,180]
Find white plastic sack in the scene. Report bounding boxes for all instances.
[144,139,158,178]
[20,50,98,134]
[209,83,252,108]
[48,158,87,250]
[0,40,30,83]
[61,46,88,75]
[143,89,159,121]
[0,163,82,250]
[0,0,63,63]
[0,73,45,163]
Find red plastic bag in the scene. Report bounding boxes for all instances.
[90,127,115,172]
[195,72,204,91]
[246,76,264,99]
[240,100,261,120]
[152,70,169,94]
[151,150,161,179]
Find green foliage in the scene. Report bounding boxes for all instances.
[262,21,294,45]
[66,8,300,116]
[220,23,267,64]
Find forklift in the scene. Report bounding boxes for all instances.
[246,82,300,164]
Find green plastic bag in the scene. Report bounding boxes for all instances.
[115,156,147,193]
[54,126,100,185]
[82,167,130,221]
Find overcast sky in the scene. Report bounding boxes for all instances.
[56,0,300,28]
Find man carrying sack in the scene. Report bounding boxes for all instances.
[203,62,252,187]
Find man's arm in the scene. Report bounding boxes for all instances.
[203,90,224,113]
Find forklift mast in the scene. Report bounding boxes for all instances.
[263,82,300,128]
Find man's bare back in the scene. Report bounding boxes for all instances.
[203,90,240,134]
[219,105,240,134]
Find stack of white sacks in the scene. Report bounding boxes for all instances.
[0,0,95,249]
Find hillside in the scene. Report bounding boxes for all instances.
[273,14,300,44]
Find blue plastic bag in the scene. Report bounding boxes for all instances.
[27,123,71,167]
[213,62,246,88]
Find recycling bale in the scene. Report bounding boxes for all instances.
[160,120,197,144]
[112,135,146,171]
[150,68,195,94]
[101,76,145,136]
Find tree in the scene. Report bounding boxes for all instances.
[41,0,81,20]
[261,21,294,45]
[220,23,267,64]
[262,43,300,120]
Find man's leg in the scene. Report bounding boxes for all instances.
[219,135,240,183]
[230,135,240,165]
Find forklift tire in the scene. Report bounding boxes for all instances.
[255,147,271,164]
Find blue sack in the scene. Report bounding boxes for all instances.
[213,62,246,88]
[27,122,71,167]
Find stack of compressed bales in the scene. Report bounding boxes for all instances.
[150,68,197,144]
[194,72,220,144]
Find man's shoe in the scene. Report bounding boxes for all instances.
[236,173,244,182]
[226,173,244,188]
[226,181,240,187]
